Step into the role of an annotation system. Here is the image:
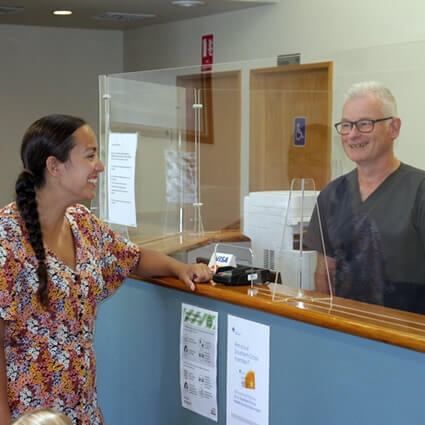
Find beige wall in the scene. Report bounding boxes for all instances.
[123,1,425,176]
[3,2,423,208]
[124,0,425,71]
[0,24,123,206]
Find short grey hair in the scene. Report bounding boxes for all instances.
[344,81,397,117]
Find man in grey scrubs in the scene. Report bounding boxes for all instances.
[305,81,425,313]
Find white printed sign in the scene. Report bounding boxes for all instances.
[107,132,137,227]
[180,303,218,421]
[226,315,270,425]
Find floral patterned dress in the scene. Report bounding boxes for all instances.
[0,203,140,425]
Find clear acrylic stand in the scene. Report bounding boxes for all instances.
[163,88,205,238]
[192,88,204,236]
[274,178,316,301]
[253,178,333,307]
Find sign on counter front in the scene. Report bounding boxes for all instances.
[226,315,270,425]
[180,303,218,421]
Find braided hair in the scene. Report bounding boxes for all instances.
[15,114,86,308]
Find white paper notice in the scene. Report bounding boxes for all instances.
[180,303,218,421]
[226,315,270,425]
[107,132,137,227]
[164,150,196,204]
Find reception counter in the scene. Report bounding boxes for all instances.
[94,276,425,425]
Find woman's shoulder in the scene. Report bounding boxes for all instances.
[0,202,26,247]
[67,203,92,217]
[0,202,23,228]
[66,203,105,233]
[0,201,19,216]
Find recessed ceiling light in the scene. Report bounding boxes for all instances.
[171,0,205,7]
[53,10,72,16]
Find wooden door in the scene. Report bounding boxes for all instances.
[250,62,333,191]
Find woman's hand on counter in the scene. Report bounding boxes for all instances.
[176,263,213,291]
[134,249,213,292]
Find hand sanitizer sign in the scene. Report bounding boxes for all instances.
[294,117,306,147]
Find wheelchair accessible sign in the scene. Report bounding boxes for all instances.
[294,117,306,147]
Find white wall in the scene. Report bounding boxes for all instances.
[123,0,425,178]
[124,0,425,70]
[0,24,123,205]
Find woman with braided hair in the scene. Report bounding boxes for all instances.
[0,114,212,425]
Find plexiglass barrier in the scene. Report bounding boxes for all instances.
[94,45,425,324]
[96,66,246,243]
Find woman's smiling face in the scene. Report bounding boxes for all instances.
[58,125,104,203]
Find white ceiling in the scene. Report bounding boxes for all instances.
[0,0,278,30]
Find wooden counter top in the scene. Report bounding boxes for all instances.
[132,275,425,354]
[133,230,249,255]
[131,231,425,353]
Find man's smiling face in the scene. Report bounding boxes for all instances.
[341,93,397,166]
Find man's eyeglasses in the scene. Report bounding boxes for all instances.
[334,117,393,135]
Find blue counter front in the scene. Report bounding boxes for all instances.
[94,278,425,425]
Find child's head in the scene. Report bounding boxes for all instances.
[11,409,72,425]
